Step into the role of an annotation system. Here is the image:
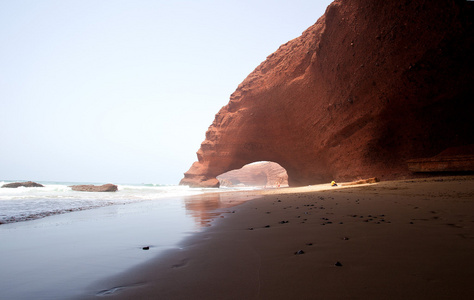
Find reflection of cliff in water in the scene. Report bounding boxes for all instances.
[184,192,260,228]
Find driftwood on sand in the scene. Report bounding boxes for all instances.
[341,177,379,186]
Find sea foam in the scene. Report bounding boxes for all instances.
[0,181,216,224]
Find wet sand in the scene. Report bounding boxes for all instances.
[81,176,474,299]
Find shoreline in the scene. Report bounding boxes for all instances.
[79,175,474,299]
[0,187,268,300]
[0,195,202,300]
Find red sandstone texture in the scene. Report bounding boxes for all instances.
[407,145,474,173]
[217,161,288,187]
[181,0,474,188]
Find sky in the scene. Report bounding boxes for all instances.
[0,0,333,185]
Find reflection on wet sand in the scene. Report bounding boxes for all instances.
[184,192,261,228]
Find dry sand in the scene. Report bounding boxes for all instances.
[81,176,474,299]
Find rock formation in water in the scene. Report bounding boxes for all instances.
[70,184,118,192]
[217,162,288,187]
[181,0,474,187]
[1,181,44,188]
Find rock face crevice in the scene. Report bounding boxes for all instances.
[180,0,474,188]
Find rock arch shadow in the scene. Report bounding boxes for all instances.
[216,161,289,188]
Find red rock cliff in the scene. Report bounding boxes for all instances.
[181,0,474,187]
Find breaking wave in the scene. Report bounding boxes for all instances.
[0,181,216,224]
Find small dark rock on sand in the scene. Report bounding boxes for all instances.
[335,261,343,267]
[142,246,150,250]
[295,250,305,255]
[2,181,44,188]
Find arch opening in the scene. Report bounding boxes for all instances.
[216,161,289,188]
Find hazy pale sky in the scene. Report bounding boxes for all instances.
[0,0,333,185]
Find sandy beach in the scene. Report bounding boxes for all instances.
[80,176,474,299]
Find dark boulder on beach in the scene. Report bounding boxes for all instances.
[2,181,44,188]
[70,184,118,192]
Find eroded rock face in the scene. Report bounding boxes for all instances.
[407,145,474,173]
[217,162,288,187]
[181,0,474,187]
[70,184,118,192]
[1,181,44,188]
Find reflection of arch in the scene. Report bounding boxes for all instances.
[217,161,288,187]
[183,193,260,227]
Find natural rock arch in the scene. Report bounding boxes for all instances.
[217,161,289,187]
[180,0,474,188]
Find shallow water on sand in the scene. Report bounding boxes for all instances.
[0,192,258,300]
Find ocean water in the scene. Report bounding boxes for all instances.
[0,180,215,224]
[0,180,261,299]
